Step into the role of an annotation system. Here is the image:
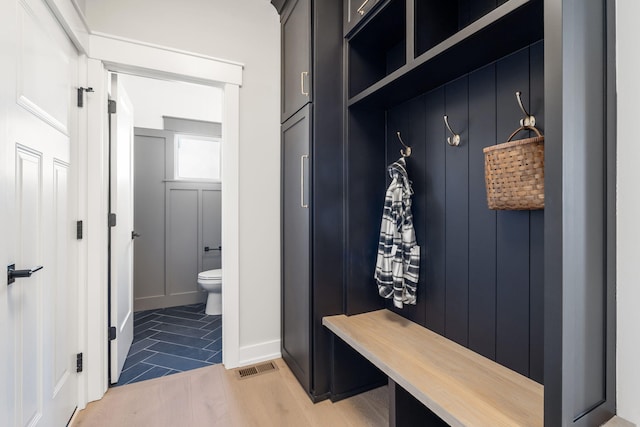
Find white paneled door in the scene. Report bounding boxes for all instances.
[109,74,135,384]
[0,0,80,425]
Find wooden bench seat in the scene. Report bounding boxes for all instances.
[323,309,543,427]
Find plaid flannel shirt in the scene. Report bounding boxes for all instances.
[374,157,420,309]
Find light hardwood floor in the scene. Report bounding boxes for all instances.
[71,359,388,427]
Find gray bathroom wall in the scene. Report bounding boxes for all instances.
[133,129,168,308]
[202,189,222,271]
[133,126,222,311]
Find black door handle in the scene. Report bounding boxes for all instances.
[204,246,222,252]
[7,264,43,285]
[132,231,141,240]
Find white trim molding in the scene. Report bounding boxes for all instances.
[85,34,243,403]
[238,340,282,368]
[221,83,241,369]
[75,53,90,410]
[89,33,243,87]
[85,58,109,404]
[43,0,90,53]
[91,31,244,67]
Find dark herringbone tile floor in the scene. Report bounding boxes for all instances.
[116,303,222,386]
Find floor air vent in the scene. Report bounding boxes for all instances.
[236,361,278,380]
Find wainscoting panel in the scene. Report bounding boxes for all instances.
[166,188,200,296]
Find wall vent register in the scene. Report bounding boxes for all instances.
[236,361,278,380]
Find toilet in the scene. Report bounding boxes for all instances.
[197,269,222,315]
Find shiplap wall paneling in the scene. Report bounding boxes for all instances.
[468,62,498,361]
[443,76,470,347]
[495,47,532,378]
[376,44,544,383]
[384,98,427,326]
[422,87,447,336]
[407,97,428,327]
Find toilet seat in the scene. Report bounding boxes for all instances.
[198,269,222,282]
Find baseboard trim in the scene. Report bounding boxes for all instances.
[238,339,281,367]
[133,292,207,312]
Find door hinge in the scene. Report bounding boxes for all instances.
[109,213,117,227]
[77,87,94,108]
[109,326,117,341]
[76,220,83,240]
[76,353,83,373]
[108,100,117,114]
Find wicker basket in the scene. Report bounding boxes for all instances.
[483,126,544,210]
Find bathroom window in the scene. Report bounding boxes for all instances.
[174,134,222,181]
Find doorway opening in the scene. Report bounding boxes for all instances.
[108,72,225,386]
[84,36,242,404]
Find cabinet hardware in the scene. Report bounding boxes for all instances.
[301,72,309,96]
[131,231,141,240]
[204,246,222,252]
[301,154,309,208]
[357,0,370,15]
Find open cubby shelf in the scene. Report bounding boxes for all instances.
[347,0,543,108]
[348,0,406,98]
[415,0,518,57]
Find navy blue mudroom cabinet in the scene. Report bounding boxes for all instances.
[273,0,616,425]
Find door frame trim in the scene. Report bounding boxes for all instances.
[84,33,243,406]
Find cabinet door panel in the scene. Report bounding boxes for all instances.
[282,0,311,122]
[282,106,311,391]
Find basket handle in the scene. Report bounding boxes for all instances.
[507,125,543,142]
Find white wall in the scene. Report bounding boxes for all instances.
[118,74,222,130]
[616,0,640,423]
[85,0,281,362]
